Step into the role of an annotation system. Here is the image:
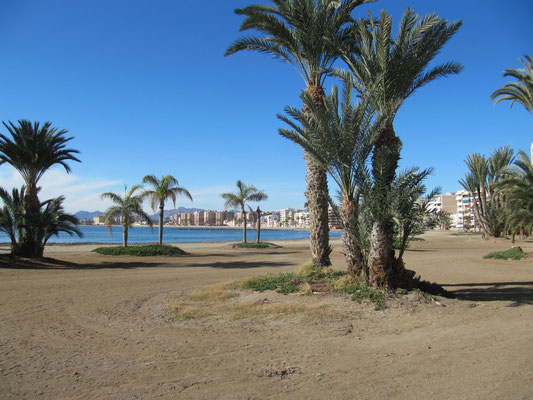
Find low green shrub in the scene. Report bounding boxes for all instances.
[334,284,388,310]
[232,242,271,249]
[92,244,186,256]
[242,273,301,294]
[483,248,525,260]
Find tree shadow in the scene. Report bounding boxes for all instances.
[443,281,533,306]
[201,260,294,269]
[0,256,163,270]
[0,255,295,271]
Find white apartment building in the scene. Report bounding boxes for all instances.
[263,212,280,228]
[294,211,310,228]
[427,193,458,214]
[280,208,295,227]
[454,190,477,230]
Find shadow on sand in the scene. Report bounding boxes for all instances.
[0,255,294,271]
[444,281,533,306]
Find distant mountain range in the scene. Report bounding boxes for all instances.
[75,207,206,221]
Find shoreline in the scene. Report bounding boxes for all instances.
[85,224,342,232]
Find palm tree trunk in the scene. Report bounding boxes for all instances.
[256,207,261,243]
[368,221,395,288]
[19,183,41,257]
[242,208,247,243]
[368,123,402,289]
[303,84,331,268]
[123,224,128,247]
[158,205,164,245]
[341,197,363,277]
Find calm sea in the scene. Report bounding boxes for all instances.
[0,225,341,244]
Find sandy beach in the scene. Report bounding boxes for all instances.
[1,231,532,399]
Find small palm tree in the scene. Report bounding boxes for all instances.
[339,8,463,288]
[35,196,82,254]
[491,55,533,114]
[0,187,25,253]
[101,185,153,247]
[0,187,82,256]
[0,120,81,256]
[226,0,373,266]
[142,175,192,245]
[221,181,267,243]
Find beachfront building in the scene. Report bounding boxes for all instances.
[193,211,205,226]
[328,208,341,229]
[263,212,280,228]
[280,208,295,227]
[428,193,457,215]
[93,216,106,225]
[204,211,216,226]
[454,190,477,230]
[294,211,309,228]
[173,212,195,226]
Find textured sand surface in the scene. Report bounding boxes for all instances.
[1,232,532,399]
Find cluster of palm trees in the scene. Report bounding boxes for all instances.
[0,120,82,257]
[460,148,533,241]
[101,175,192,247]
[227,1,462,289]
[460,54,533,240]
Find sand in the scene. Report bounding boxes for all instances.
[0,231,532,399]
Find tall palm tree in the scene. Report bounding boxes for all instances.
[278,78,377,276]
[459,147,515,237]
[221,181,267,243]
[101,185,153,247]
[491,55,533,114]
[225,0,373,267]
[339,8,463,288]
[0,120,81,257]
[142,175,192,245]
[496,150,533,238]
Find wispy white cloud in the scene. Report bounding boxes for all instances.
[0,166,121,213]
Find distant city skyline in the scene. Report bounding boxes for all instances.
[0,0,531,213]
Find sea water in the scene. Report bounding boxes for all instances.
[0,225,341,244]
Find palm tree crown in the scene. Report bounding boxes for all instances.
[221,180,267,243]
[491,55,533,114]
[340,8,463,125]
[225,0,373,88]
[101,185,153,247]
[142,175,193,211]
[0,120,81,187]
[142,174,192,244]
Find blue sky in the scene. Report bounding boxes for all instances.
[0,0,531,213]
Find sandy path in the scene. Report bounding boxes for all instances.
[0,232,532,399]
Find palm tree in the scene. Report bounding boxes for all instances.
[101,185,153,247]
[278,78,376,276]
[0,187,82,256]
[339,8,463,288]
[0,120,81,257]
[497,150,533,238]
[142,175,192,245]
[0,187,25,254]
[35,196,82,255]
[491,55,533,114]
[221,181,267,243]
[225,0,373,267]
[459,147,515,237]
